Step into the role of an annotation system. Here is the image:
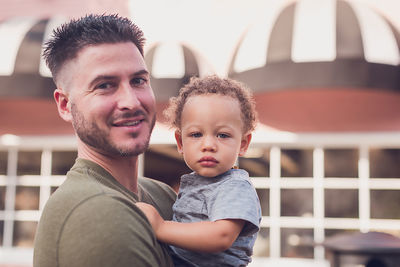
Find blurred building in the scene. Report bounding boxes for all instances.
[0,0,400,266]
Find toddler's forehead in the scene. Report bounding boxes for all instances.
[181,94,246,131]
[183,94,240,112]
[185,93,238,105]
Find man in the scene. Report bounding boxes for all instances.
[33,14,176,267]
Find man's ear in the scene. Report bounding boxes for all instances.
[239,133,252,157]
[54,88,72,122]
[174,130,183,154]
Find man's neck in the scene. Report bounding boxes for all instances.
[77,141,139,194]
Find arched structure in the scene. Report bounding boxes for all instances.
[144,41,214,122]
[229,0,400,132]
[0,17,73,135]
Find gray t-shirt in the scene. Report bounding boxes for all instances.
[170,169,262,267]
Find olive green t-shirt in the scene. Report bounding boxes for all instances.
[33,158,176,267]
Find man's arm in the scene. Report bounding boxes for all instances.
[136,202,245,253]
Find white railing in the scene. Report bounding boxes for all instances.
[1,131,400,266]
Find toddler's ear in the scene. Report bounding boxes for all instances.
[174,130,184,154]
[239,133,252,157]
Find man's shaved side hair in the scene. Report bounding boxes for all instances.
[43,14,146,84]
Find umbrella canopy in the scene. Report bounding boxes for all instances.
[0,17,73,135]
[144,41,214,121]
[323,231,400,253]
[0,18,215,135]
[0,17,63,98]
[228,0,400,132]
[229,0,400,92]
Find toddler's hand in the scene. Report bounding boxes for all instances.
[136,202,165,234]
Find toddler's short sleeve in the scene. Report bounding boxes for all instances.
[208,178,261,236]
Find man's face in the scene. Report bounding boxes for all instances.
[59,42,156,157]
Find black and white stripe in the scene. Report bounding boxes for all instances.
[0,17,213,101]
[0,17,65,98]
[228,0,400,92]
[145,42,213,102]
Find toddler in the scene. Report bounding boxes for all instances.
[137,75,262,266]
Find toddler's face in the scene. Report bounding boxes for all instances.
[175,94,251,177]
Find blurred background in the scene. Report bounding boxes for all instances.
[0,0,400,266]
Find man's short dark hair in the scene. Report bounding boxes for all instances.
[43,14,146,83]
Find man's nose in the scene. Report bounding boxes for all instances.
[116,84,140,110]
[201,136,217,152]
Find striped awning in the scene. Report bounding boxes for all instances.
[144,41,214,103]
[0,17,65,98]
[228,0,400,92]
[0,18,213,101]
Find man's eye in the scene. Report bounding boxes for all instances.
[217,133,230,138]
[96,82,114,90]
[190,132,202,138]
[131,77,147,86]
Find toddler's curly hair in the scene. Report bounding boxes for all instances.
[164,75,258,134]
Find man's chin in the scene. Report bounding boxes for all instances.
[111,138,150,157]
[76,125,152,158]
[116,145,147,157]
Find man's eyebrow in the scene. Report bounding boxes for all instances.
[133,69,149,76]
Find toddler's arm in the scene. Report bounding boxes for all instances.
[136,202,244,253]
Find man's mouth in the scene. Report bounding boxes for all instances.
[113,119,144,127]
[112,110,147,127]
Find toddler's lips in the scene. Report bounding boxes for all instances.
[199,156,218,167]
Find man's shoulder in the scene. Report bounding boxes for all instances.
[139,177,175,196]
[138,177,176,220]
[35,188,173,267]
[138,177,176,199]
[34,180,143,267]
[40,179,136,231]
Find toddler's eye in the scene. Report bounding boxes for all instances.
[190,132,202,138]
[217,133,230,138]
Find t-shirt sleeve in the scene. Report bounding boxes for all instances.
[208,179,261,236]
[138,177,177,220]
[57,194,173,267]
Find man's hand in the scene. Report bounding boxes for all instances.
[136,202,165,234]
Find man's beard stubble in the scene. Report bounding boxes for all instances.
[71,103,155,157]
